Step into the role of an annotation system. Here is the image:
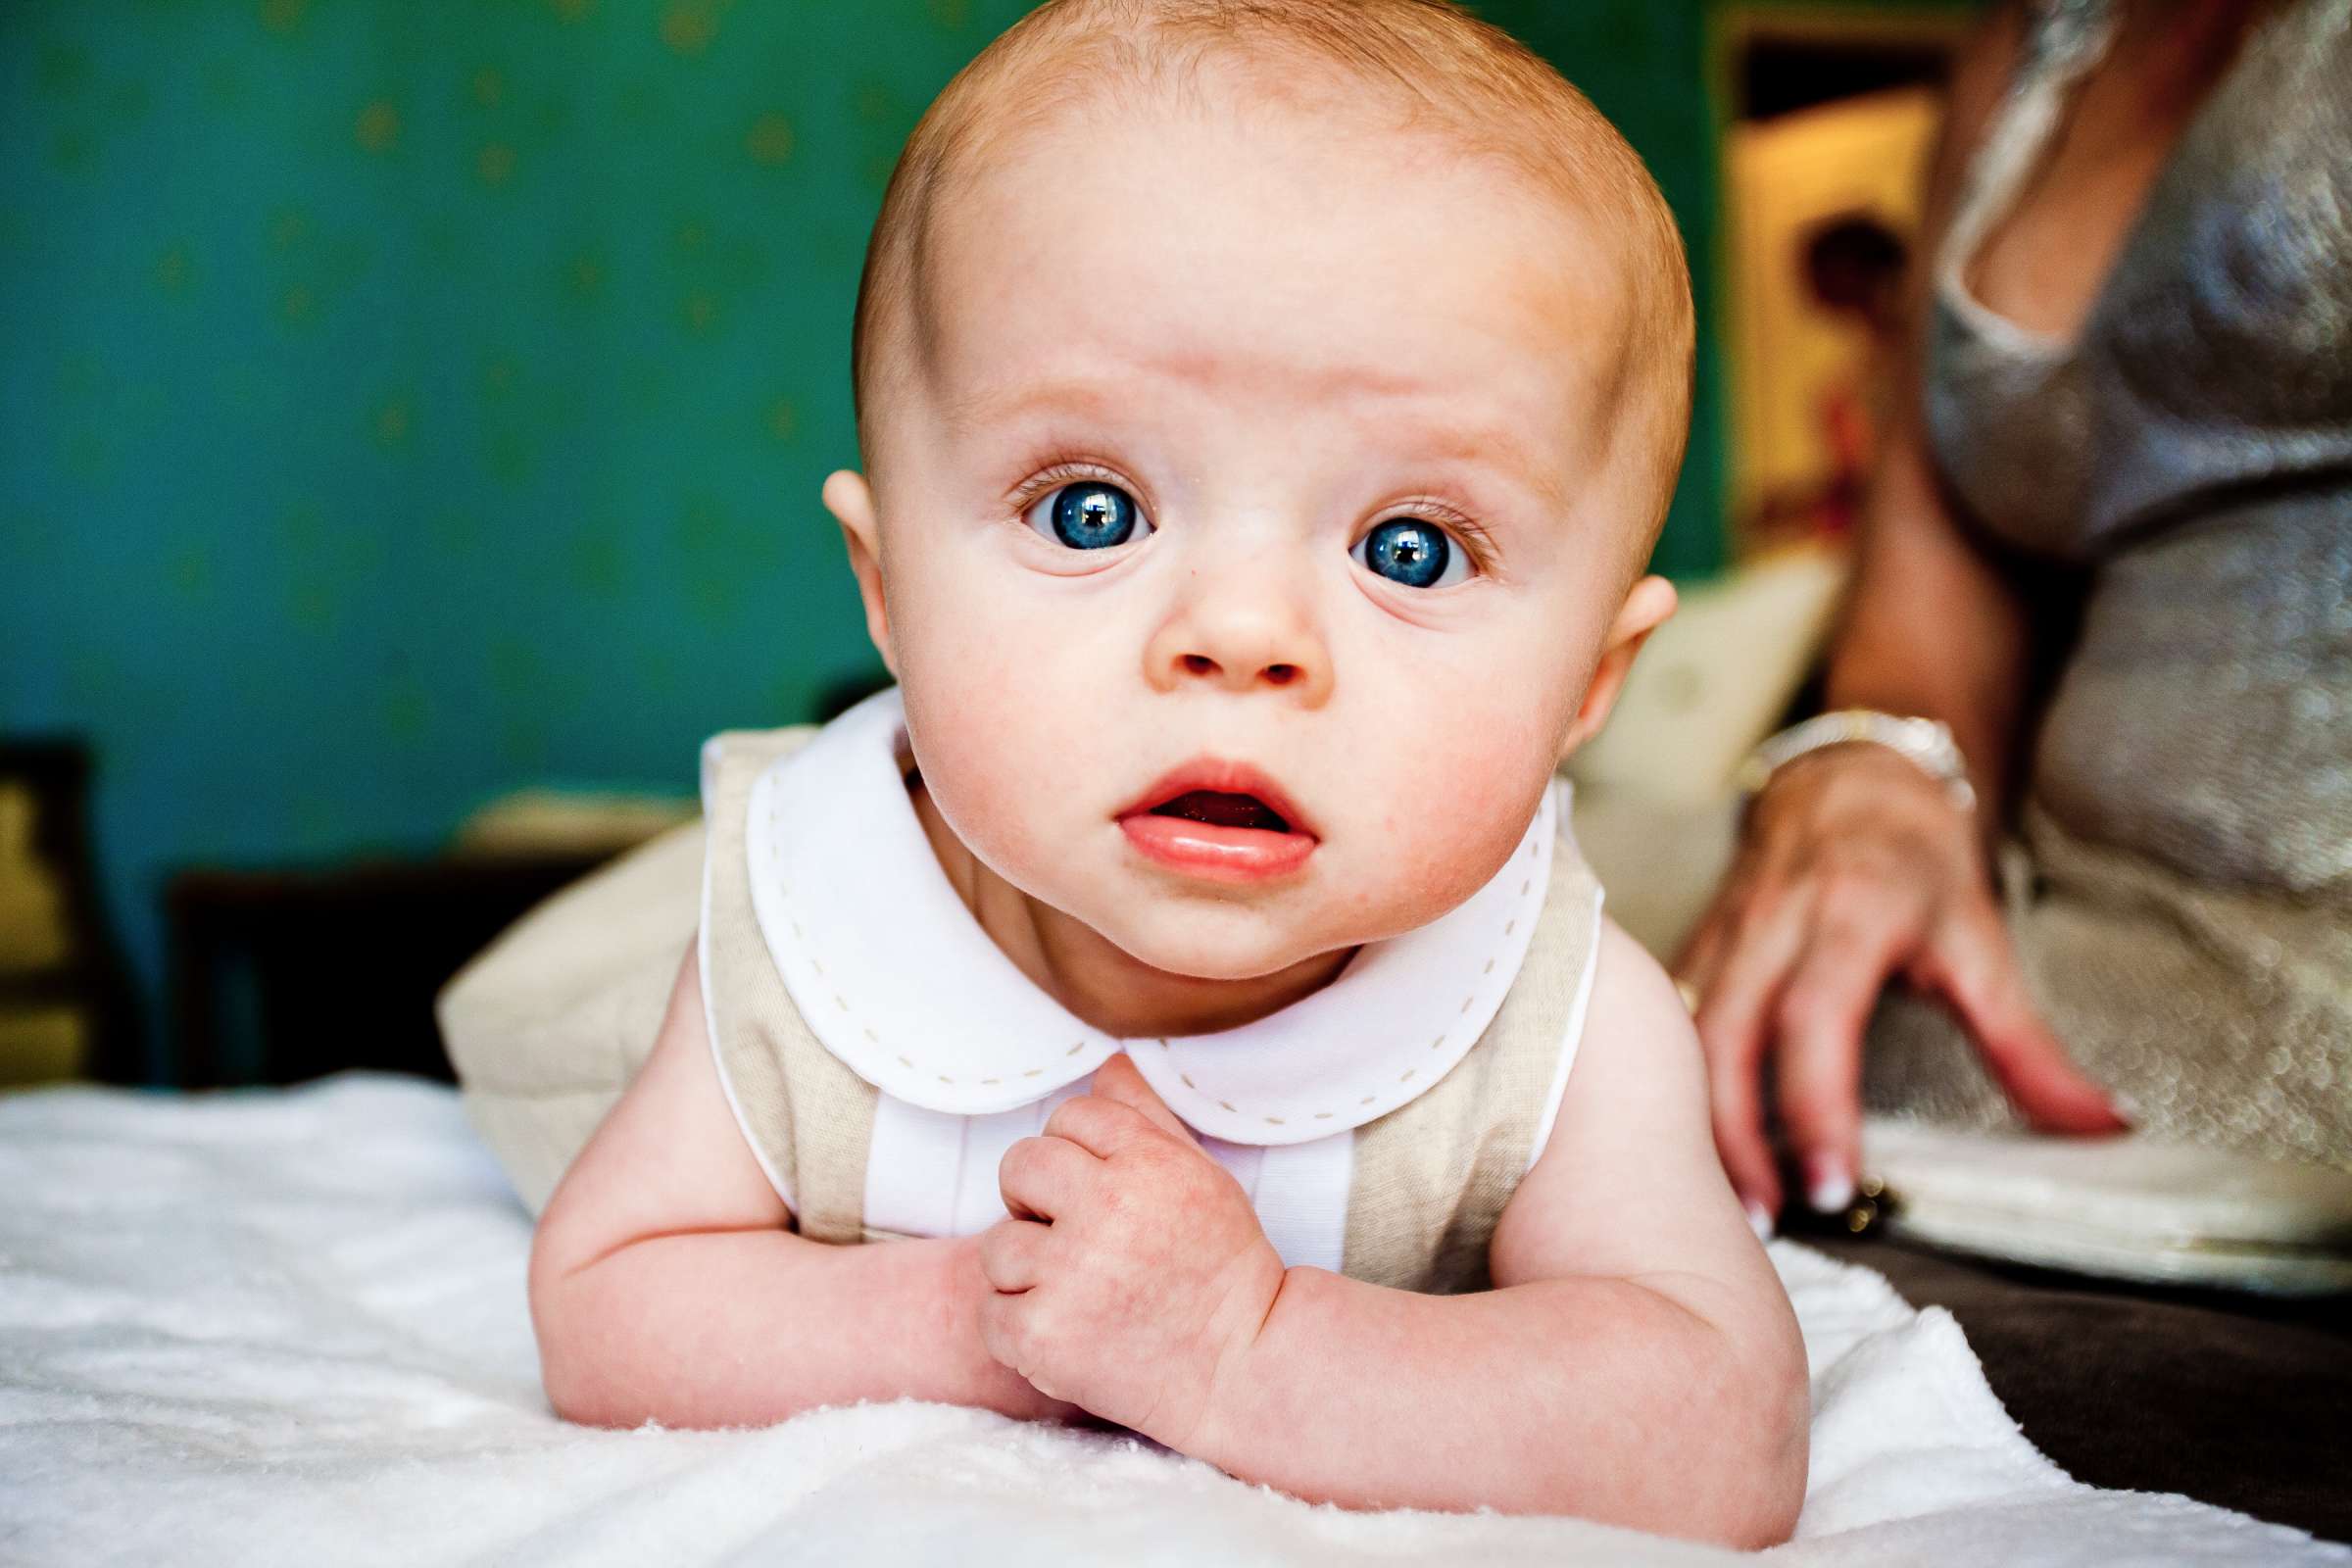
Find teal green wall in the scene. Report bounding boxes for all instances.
[0,0,1914,1078]
[1486,0,1725,583]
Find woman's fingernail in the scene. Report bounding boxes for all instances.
[2110,1092,2140,1127]
[1804,1156,1854,1214]
[1744,1200,1777,1242]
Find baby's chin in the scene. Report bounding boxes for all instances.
[1088,894,1431,984]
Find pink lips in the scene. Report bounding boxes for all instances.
[1115,758,1320,883]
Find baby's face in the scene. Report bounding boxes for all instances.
[839,95,1661,984]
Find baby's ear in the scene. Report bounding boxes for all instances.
[823,469,895,678]
[1557,574,1676,763]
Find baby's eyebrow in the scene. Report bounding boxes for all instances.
[940,371,1566,514]
[1404,420,1568,514]
[938,374,1121,434]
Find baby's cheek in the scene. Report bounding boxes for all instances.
[1370,698,1557,896]
[902,679,1020,845]
[898,635,1088,881]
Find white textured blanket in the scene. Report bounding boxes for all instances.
[1,1074,2340,1566]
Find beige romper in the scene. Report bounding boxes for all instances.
[442,686,1606,1294]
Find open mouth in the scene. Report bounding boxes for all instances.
[1117,763,1318,881]
[1147,790,1294,835]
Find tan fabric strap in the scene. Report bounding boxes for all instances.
[700,726,878,1241]
[1342,821,1602,1293]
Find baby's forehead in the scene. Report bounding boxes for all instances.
[936,34,1609,254]
[910,93,1632,423]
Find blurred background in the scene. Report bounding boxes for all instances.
[0,0,1966,1090]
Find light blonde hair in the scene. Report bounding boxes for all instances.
[851,0,1694,564]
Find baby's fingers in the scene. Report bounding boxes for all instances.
[999,1132,1096,1222]
[975,1280,1028,1375]
[1088,1054,1200,1148]
[978,1217,1048,1294]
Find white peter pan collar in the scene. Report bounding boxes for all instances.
[738,685,1561,1147]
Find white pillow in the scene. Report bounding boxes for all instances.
[1569,543,1850,808]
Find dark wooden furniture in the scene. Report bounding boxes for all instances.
[165,851,614,1087]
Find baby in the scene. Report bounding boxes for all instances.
[450,0,1808,1546]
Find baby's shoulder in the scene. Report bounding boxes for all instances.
[1491,916,1736,1282]
[1556,917,1708,1124]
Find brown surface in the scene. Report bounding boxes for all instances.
[166,852,614,1086]
[1801,1232,2352,1544]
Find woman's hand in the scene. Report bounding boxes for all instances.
[1675,744,2128,1228]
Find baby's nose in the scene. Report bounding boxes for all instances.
[1145,591,1333,706]
[1175,650,1316,693]
[1182,652,1301,684]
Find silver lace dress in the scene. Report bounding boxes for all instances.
[1860,0,2352,1166]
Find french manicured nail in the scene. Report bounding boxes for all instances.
[1804,1156,1854,1214]
[2110,1092,2140,1127]
[1744,1200,1776,1242]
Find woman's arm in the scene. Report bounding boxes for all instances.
[1678,1,2124,1227]
[1824,402,2034,825]
[528,946,1075,1428]
[1823,0,2044,812]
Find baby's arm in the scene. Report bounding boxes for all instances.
[1186,922,1808,1540]
[528,944,1075,1428]
[982,923,1808,1546]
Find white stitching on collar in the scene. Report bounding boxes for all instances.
[739,685,1558,1145]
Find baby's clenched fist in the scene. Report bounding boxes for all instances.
[976,1053,1284,1453]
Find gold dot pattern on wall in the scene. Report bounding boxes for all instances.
[564,253,604,299]
[745,112,794,166]
[167,543,211,602]
[258,0,310,36]
[154,245,192,297]
[372,398,411,447]
[355,100,400,154]
[661,0,730,56]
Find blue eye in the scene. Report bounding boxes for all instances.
[1354,517,1468,589]
[1024,480,1151,551]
